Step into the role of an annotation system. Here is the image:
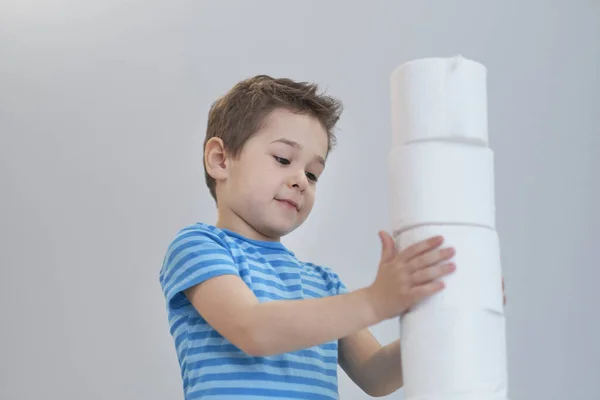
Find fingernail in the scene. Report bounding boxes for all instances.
[443,247,455,256]
[430,236,443,244]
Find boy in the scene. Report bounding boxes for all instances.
[159,75,502,399]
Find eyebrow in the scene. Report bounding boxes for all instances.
[271,138,326,166]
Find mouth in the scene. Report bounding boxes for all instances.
[276,199,300,211]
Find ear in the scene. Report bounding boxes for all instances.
[204,137,229,181]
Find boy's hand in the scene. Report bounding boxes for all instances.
[366,231,456,321]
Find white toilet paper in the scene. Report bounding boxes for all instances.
[389,55,509,400]
[397,225,507,400]
[389,141,496,232]
[390,55,488,146]
[400,306,508,400]
[396,225,504,313]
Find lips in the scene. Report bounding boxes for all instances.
[276,199,300,211]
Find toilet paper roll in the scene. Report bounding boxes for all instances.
[400,306,508,399]
[397,225,508,400]
[396,225,504,313]
[390,55,488,146]
[389,141,496,232]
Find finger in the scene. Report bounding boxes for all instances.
[399,235,444,262]
[408,247,455,272]
[409,280,446,301]
[411,262,456,285]
[378,231,397,263]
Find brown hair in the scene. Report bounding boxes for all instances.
[203,75,343,202]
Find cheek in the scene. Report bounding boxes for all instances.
[303,189,316,210]
[236,161,278,195]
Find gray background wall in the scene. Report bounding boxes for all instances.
[1,1,598,399]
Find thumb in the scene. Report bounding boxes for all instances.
[379,231,397,263]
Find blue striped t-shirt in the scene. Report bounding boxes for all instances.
[159,222,348,399]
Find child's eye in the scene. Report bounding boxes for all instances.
[306,172,318,182]
[274,156,290,165]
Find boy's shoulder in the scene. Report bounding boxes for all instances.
[161,222,348,294]
[159,222,231,272]
[168,221,226,244]
[162,222,247,260]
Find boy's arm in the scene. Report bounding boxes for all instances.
[338,330,403,397]
[184,275,381,357]
[183,230,453,357]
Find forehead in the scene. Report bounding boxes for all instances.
[257,108,329,152]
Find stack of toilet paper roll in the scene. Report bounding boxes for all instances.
[389,55,509,400]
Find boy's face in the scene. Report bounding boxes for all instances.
[218,108,329,241]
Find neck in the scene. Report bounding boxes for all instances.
[215,205,280,243]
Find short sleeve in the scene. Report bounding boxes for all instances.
[159,226,239,309]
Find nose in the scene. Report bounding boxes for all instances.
[288,168,309,191]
